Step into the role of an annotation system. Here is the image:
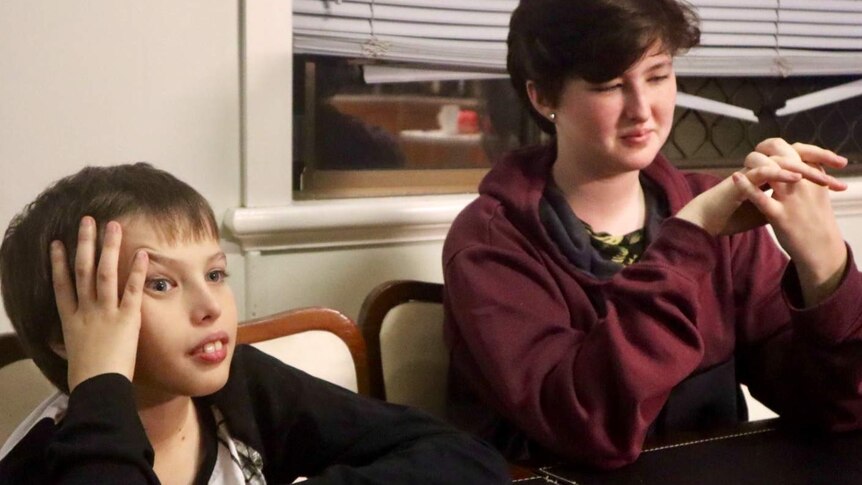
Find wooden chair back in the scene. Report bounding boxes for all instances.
[238,307,369,395]
[0,333,57,444]
[358,280,447,418]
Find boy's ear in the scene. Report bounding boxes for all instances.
[526,80,555,120]
[49,340,68,360]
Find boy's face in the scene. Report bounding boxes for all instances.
[116,216,237,402]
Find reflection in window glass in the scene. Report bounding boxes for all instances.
[293,56,538,198]
[293,56,862,198]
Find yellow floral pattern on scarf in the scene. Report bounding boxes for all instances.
[582,222,645,266]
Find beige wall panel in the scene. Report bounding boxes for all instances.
[245,241,445,321]
[0,0,242,333]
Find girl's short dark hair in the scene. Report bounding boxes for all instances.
[0,163,219,393]
[507,0,701,134]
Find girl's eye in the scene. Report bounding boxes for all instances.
[594,83,622,92]
[146,278,174,293]
[207,270,228,283]
[649,75,670,83]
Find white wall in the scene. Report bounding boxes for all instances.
[0,0,242,333]
[245,241,444,319]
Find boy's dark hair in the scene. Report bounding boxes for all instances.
[507,0,701,134]
[0,163,219,393]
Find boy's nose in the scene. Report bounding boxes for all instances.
[189,285,222,325]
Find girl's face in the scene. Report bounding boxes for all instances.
[535,42,677,178]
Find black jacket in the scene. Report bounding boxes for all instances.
[0,345,509,484]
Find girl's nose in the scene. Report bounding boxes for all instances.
[624,86,650,122]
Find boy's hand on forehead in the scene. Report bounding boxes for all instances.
[51,216,149,391]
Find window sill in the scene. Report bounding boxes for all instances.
[224,193,476,251]
[224,177,862,252]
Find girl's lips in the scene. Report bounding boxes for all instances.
[621,129,653,145]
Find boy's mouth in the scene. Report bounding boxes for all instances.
[202,340,223,354]
[190,331,230,363]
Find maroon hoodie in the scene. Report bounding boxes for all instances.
[442,143,862,469]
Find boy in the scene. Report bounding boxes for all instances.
[0,163,508,483]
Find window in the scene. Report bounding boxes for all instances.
[670,76,862,174]
[290,1,862,199]
[294,56,862,198]
[292,56,542,198]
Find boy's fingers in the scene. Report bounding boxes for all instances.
[96,221,121,306]
[74,216,97,307]
[119,250,148,314]
[50,241,77,320]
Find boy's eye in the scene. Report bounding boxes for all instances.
[207,270,228,283]
[146,278,174,293]
[649,75,670,83]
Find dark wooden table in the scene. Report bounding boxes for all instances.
[511,419,862,484]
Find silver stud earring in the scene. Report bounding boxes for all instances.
[549,113,556,122]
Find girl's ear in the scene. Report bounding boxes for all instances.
[526,80,555,120]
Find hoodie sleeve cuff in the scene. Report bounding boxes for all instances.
[644,217,720,278]
[783,244,862,346]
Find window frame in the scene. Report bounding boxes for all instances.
[231,0,473,251]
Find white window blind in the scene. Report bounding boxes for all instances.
[294,0,862,77]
